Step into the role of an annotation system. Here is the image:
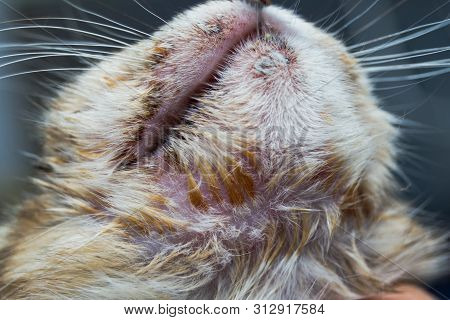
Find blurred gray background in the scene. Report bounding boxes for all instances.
[0,0,448,297]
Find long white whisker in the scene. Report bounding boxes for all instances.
[41,46,149,63]
[0,53,105,70]
[0,51,64,59]
[388,79,446,118]
[352,0,449,50]
[360,46,450,63]
[350,18,450,52]
[374,76,441,92]
[0,68,91,81]
[1,18,142,39]
[344,0,408,43]
[0,0,143,98]
[351,0,450,53]
[0,43,154,62]
[62,0,155,39]
[334,0,381,35]
[371,68,450,82]
[391,117,435,131]
[0,25,130,46]
[0,48,147,65]
[0,42,154,56]
[404,0,450,32]
[355,20,450,57]
[133,0,169,26]
[326,0,363,31]
[379,77,446,102]
[0,41,127,51]
[365,59,450,73]
[94,0,156,33]
[375,81,431,92]
[314,2,345,26]
[0,0,98,70]
[80,23,141,43]
[290,0,302,14]
[41,47,110,56]
[0,0,138,78]
[0,48,147,70]
[0,50,105,60]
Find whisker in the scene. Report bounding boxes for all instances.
[333,0,381,35]
[0,67,91,81]
[0,0,112,78]
[318,12,340,32]
[325,0,364,31]
[0,50,106,60]
[0,0,145,98]
[351,0,450,53]
[133,0,169,26]
[314,1,345,28]
[0,53,104,70]
[286,0,302,17]
[360,46,450,64]
[401,79,446,117]
[80,22,141,44]
[0,43,153,63]
[399,148,441,169]
[0,25,131,46]
[374,77,438,92]
[63,0,155,39]
[0,48,146,66]
[350,19,450,54]
[405,0,450,31]
[379,76,447,101]
[343,0,408,43]
[365,59,450,73]
[49,46,148,63]
[0,17,143,39]
[391,117,436,132]
[371,68,450,82]
[0,41,155,57]
[92,0,156,34]
[0,41,127,51]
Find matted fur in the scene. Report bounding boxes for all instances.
[0,0,446,299]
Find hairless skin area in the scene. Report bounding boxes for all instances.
[0,0,447,299]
